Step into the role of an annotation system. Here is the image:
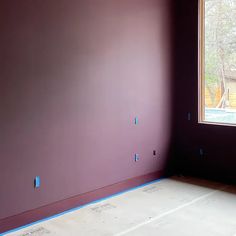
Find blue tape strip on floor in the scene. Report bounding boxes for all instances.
[2,177,164,235]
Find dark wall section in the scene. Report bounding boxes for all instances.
[0,0,173,219]
[173,0,236,182]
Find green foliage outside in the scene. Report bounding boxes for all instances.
[205,0,236,107]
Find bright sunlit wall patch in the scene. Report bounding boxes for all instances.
[199,0,236,125]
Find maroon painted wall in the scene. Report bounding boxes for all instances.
[173,0,236,182]
[0,0,173,219]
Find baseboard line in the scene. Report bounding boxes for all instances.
[0,170,164,234]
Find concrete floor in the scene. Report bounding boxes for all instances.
[4,176,236,236]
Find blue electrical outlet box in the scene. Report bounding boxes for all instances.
[134,154,140,162]
[34,176,40,188]
[134,117,138,125]
[187,112,191,121]
[199,148,204,157]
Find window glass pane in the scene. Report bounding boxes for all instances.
[203,0,236,124]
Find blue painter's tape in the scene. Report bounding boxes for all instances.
[2,177,164,235]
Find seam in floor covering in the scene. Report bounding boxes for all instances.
[114,185,228,236]
[2,178,164,236]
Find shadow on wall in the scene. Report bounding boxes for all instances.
[171,0,236,183]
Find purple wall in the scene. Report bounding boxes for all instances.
[0,0,173,219]
[173,0,236,182]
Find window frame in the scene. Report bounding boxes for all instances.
[198,0,236,127]
[198,0,205,124]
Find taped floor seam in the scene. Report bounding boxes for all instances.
[114,185,228,236]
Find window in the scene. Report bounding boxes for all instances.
[199,0,236,125]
